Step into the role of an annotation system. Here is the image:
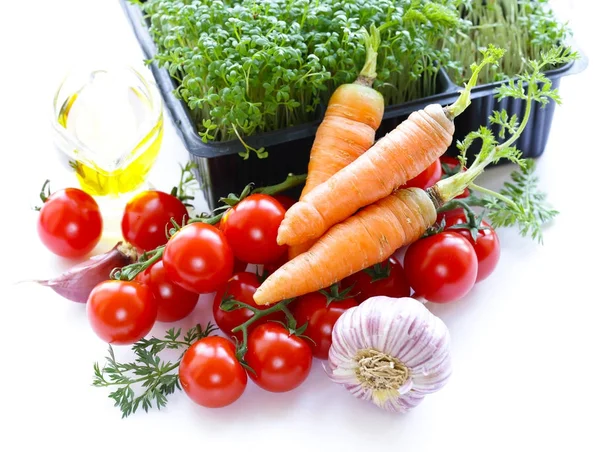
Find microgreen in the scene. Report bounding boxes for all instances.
[444,0,572,85]
[134,0,463,153]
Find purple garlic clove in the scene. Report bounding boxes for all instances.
[34,242,137,303]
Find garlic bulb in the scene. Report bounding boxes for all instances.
[325,296,451,412]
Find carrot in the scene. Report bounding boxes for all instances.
[255,44,572,306]
[277,46,505,247]
[254,187,436,305]
[288,25,385,259]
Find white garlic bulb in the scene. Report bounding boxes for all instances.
[325,296,452,412]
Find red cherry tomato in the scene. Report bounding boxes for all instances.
[440,156,470,198]
[292,291,358,359]
[246,323,312,392]
[436,208,464,225]
[403,231,478,303]
[87,280,157,345]
[262,251,289,277]
[233,259,248,274]
[121,191,188,252]
[342,256,411,303]
[403,158,442,190]
[220,194,286,264]
[443,211,501,282]
[137,260,199,322]
[212,272,285,341]
[179,336,247,408]
[37,188,103,258]
[163,223,233,294]
[273,194,296,211]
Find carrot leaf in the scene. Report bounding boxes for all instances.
[92,323,217,418]
[445,44,506,119]
[432,43,578,243]
[472,160,558,244]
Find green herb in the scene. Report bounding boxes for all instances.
[473,159,558,243]
[432,45,578,242]
[93,324,217,418]
[134,0,462,153]
[444,0,572,85]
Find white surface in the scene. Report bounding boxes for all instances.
[1,1,599,451]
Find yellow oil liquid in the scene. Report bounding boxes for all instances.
[56,74,163,196]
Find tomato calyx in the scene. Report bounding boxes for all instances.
[441,160,464,178]
[436,199,491,243]
[222,297,305,370]
[445,212,490,244]
[318,282,355,307]
[36,179,53,209]
[110,246,165,281]
[111,174,307,283]
[362,262,392,284]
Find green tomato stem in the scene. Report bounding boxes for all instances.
[253,173,307,196]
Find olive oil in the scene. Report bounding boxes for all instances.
[53,67,163,196]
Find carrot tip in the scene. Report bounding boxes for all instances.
[276,229,287,246]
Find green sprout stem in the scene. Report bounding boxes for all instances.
[232,123,268,160]
[357,24,381,84]
[445,45,505,120]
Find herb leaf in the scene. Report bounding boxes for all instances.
[92,323,217,418]
[478,159,558,244]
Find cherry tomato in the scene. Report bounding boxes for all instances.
[179,336,247,408]
[87,280,157,345]
[163,222,233,294]
[246,323,312,392]
[440,156,470,198]
[402,158,442,190]
[262,251,289,277]
[342,256,411,303]
[443,211,501,282]
[212,272,285,341]
[220,194,286,264]
[436,208,464,225]
[233,259,248,274]
[137,260,199,323]
[273,194,296,211]
[292,291,358,359]
[37,188,103,258]
[121,191,188,252]
[403,231,478,303]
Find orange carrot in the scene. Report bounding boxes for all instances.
[277,47,505,247]
[288,26,385,259]
[254,187,436,305]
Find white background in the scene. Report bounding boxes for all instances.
[1,1,599,451]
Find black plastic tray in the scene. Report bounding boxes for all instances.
[120,0,586,209]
